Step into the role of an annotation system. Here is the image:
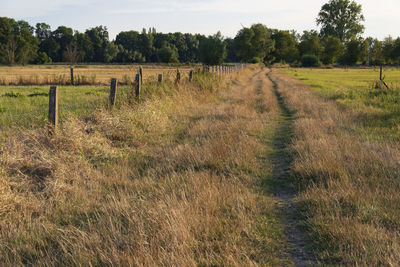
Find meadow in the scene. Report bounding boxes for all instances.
[275,67,400,265]
[0,65,195,130]
[0,64,193,86]
[282,67,400,141]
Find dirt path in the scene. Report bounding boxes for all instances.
[266,69,317,266]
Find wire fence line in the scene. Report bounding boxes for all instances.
[0,64,246,131]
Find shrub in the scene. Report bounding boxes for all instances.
[301,54,320,67]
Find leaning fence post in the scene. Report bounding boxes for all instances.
[48,86,58,129]
[189,70,193,82]
[70,66,74,85]
[135,74,141,98]
[158,74,163,83]
[109,78,117,109]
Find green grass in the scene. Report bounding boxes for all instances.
[0,79,181,130]
[282,67,400,141]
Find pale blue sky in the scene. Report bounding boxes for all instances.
[1,0,399,40]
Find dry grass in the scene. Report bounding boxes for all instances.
[271,69,400,265]
[0,65,193,86]
[0,66,289,265]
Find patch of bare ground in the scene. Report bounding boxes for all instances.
[0,66,292,265]
[271,69,400,266]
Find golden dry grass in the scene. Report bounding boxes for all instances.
[0,65,193,85]
[0,66,290,265]
[272,69,400,265]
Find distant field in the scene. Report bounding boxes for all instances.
[0,64,194,86]
[282,67,400,141]
[0,64,199,130]
[0,85,110,129]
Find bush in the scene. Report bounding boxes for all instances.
[34,52,52,64]
[301,54,320,67]
[250,57,263,63]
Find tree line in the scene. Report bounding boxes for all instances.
[1,0,399,67]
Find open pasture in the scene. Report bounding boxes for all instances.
[282,67,400,141]
[0,64,193,86]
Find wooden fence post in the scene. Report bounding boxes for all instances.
[158,74,163,83]
[135,74,141,98]
[70,66,74,85]
[189,70,193,82]
[380,65,383,89]
[139,66,143,85]
[175,69,181,84]
[109,78,117,108]
[48,86,58,129]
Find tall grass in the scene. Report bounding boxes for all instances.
[272,69,400,265]
[0,67,290,265]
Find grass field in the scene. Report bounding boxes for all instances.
[2,64,400,265]
[0,64,193,86]
[275,68,400,265]
[0,66,298,265]
[0,64,201,130]
[282,67,400,141]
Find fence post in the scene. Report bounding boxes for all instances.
[48,86,58,129]
[135,74,141,98]
[175,69,181,85]
[139,66,143,85]
[189,70,193,82]
[380,65,383,89]
[158,74,163,83]
[70,66,74,85]
[109,78,117,109]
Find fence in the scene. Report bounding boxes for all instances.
[0,64,245,131]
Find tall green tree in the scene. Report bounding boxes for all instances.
[234,24,274,63]
[298,36,323,59]
[317,0,365,43]
[0,17,38,65]
[340,38,368,65]
[199,32,226,65]
[322,36,344,64]
[272,30,299,63]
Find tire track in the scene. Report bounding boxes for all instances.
[267,69,317,267]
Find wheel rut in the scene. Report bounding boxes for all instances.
[266,69,317,267]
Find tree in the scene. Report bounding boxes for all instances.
[272,30,299,63]
[317,0,365,43]
[0,17,38,65]
[340,38,368,65]
[298,36,323,59]
[157,43,179,63]
[391,38,400,65]
[199,32,226,65]
[35,23,51,41]
[234,24,274,62]
[322,36,344,64]
[382,36,395,64]
[368,38,385,65]
[104,42,119,63]
[85,26,110,62]
[224,38,238,63]
[63,42,79,64]
[52,26,74,62]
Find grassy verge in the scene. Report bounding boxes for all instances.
[281,67,400,141]
[0,67,289,265]
[273,69,400,265]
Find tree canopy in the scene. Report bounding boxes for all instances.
[234,24,274,63]
[317,0,365,43]
[1,5,400,67]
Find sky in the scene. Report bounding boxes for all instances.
[1,0,399,40]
